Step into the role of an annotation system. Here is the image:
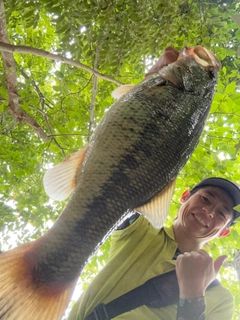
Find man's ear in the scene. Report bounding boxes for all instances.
[180,190,191,203]
[218,228,231,238]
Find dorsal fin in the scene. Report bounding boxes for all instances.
[112,84,135,99]
[136,179,176,228]
[43,147,88,201]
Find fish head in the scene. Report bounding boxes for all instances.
[174,45,221,94]
[185,45,221,72]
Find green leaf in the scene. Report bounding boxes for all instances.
[225,82,236,95]
[235,141,240,154]
[232,14,240,26]
[23,9,35,18]
[54,71,64,78]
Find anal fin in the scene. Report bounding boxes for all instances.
[43,147,88,201]
[136,179,176,228]
[112,84,135,99]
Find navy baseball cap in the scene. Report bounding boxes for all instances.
[191,177,240,225]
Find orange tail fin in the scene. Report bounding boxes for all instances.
[0,242,77,320]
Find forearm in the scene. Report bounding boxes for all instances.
[176,297,205,320]
[175,250,227,320]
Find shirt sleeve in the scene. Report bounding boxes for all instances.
[175,284,234,320]
[205,286,234,320]
[107,215,153,261]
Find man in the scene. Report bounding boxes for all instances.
[68,177,240,320]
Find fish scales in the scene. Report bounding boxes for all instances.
[30,58,217,284]
[0,46,220,320]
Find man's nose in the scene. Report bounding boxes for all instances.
[202,206,215,218]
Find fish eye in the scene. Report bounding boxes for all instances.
[208,69,215,79]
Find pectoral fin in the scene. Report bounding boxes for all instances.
[112,84,135,99]
[136,179,176,228]
[43,147,88,201]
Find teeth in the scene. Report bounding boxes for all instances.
[194,214,208,227]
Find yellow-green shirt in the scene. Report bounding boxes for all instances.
[68,215,234,320]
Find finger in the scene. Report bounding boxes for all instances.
[162,50,179,66]
[198,249,209,256]
[197,249,210,256]
[189,251,200,256]
[145,47,179,77]
[214,255,228,274]
[164,46,179,56]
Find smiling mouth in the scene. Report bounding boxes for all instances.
[192,213,209,227]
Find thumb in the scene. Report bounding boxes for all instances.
[214,255,228,274]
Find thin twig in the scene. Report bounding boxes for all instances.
[0,0,50,142]
[0,40,123,86]
[48,133,88,137]
[42,111,66,157]
[28,105,45,115]
[60,76,93,110]
[212,111,240,118]
[19,68,66,155]
[88,46,100,140]
[20,68,54,109]
[206,134,237,142]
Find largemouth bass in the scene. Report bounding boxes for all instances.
[0,45,221,320]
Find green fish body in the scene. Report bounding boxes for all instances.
[0,46,220,320]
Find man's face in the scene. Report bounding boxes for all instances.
[176,186,234,241]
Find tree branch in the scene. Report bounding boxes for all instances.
[20,68,67,155]
[48,133,88,137]
[60,76,92,110]
[20,68,54,110]
[0,41,123,86]
[88,46,100,140]
[0,0,50,142]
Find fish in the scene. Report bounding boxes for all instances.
[0,45,221,320]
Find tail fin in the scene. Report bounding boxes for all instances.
[112,84,135,99]
[0,242,77,320]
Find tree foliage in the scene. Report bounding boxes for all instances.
[1,0,240,318]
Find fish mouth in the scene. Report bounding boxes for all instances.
[192,213,209,228]
[181,45,221,72]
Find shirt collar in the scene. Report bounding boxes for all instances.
[164,225,176,242]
